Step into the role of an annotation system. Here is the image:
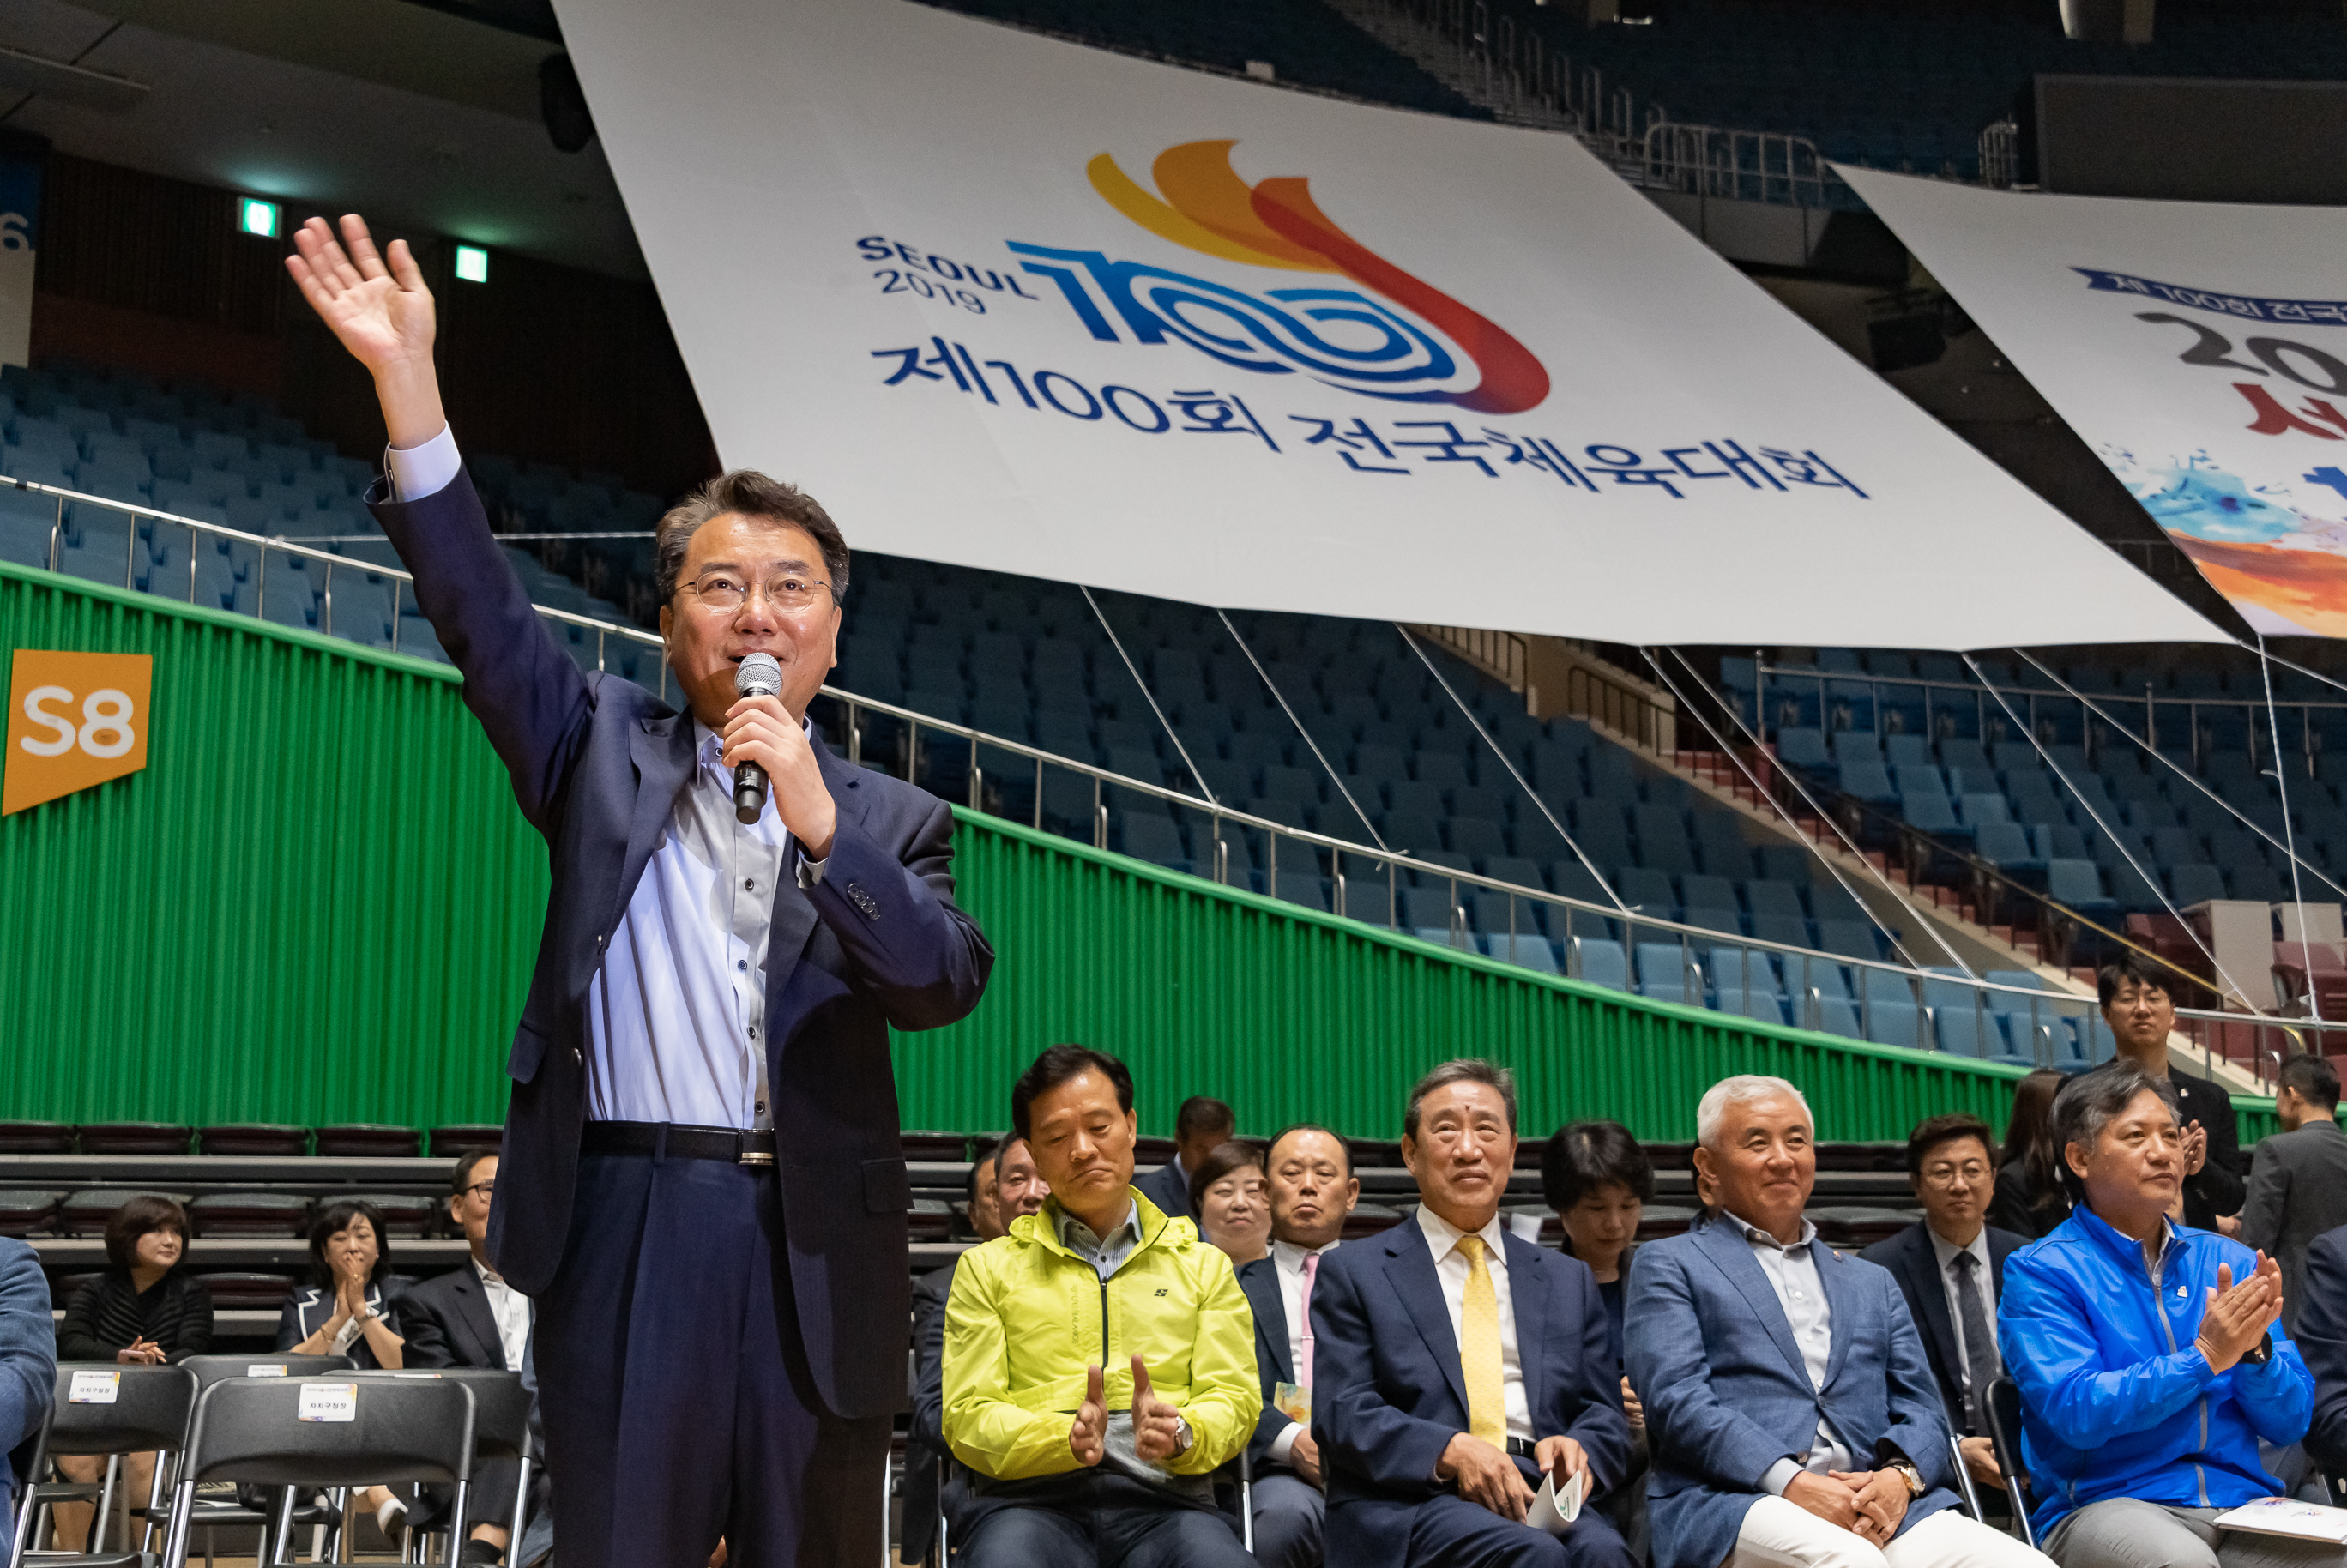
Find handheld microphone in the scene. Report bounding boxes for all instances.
[733,653,782,824]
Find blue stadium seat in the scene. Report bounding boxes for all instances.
[1814,919,1881,961]
[1864,1000,1922,1050]
[1487,935,1560,974]
[1839,759,1899,806]
[1616,867,1678,920]
[1710,946,1779,997]
[1814,997,1863,1040]
[1717,987,1787,1026]
[1635,942,1693,992]
[1571,937,1629,991]
[2045,859,2120,916]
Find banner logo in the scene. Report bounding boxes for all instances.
[4,649,152,816]
[1010,140,1549,413]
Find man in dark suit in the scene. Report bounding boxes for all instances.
[1237,1124,1361,1568]
[288,215,992,1568]
[1860,1113,2023,1499]
[905,1137,1047,1565]
[2091,954,2242,1231]
[1312,1060,1635,1568]
[0,1236,53,1523]
[2298,1223,2347,1487]
[2241,1053,2347,1334]
[1136,1096,1234,1221]
[1626,1076,2047,1568]
[405,1148,533,1565]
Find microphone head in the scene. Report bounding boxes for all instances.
[735,653,783,699]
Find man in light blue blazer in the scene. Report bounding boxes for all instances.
[1,1236,56,1521]
[1626,1076,2051,1568]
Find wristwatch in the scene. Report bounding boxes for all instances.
[1173,1416,1195,1456]
[1888,1460,1926,1498]
[2241,1332,2273,1367]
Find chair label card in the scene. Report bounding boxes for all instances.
[1274,1382,1311,1425]
[68,1369,120,1404]
[247,1364,288,1378]
[298,1382,357,1423]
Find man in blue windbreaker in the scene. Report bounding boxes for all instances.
[2000,1064,2320,1567]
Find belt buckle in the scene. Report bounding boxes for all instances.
[736,1131,775,1167]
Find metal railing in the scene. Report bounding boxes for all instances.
[2173,1004,2333,1088]
[16,473,2147,1065]
[1639,122,1849,209]
[1978,118,2020,190]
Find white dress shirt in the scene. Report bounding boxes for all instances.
[475,1257,533,1372]
[389,425,824,1131]
[1723,1210,1855,1493]
[1927,1224,1997,1398]
[1267,1237,1340,1464]
[1415,1206,1530,1443]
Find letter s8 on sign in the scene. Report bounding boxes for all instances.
[3,649,152,816]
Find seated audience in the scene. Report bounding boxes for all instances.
[278,1197,419,1538]
[907,1135,1047,1567]
[1312,1059,1634,1568]
[1860,1114,2022,1496]
[2241,1054,2347,1335]
[942,1046,1258,1567]
[1137,1095,1236,1221]
[2000,1064,2319,1567]
[53,1195,214,1547]
[1237,1123,1362,1568]
[403,1149,530,1566]
[1626,1075,2049,1568]
[1194,1140,1272,1268]
[1990,1069,2072,1241]
[1,1234,55,1525]
[1544,1120,1654,1560]
[2298,1223,2347,1485]
[2091,956,2242,1232]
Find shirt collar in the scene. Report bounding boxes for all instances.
[1926,1224,1990,1274]
[474,1257,506,1290]
[1724,1209,1819,1252]
[1054,1197,1140,1258]
[1415,1203,1505,1264]
[1272,1236,1338,1271]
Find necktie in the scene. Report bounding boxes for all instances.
[1456,1235,1507,1447]
[1298,1251,1320,1389]
[1951,1249,2000,1433]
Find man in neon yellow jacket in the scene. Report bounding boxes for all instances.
[943,1045,1261,1566]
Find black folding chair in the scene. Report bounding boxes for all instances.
[1982,1376,2037,1548]
[8,1361,195,1568]
[1940,1414,1984,1524]
[353,1370,530,1560]
[169,1356,356,1565]
[159,1374,474,1568]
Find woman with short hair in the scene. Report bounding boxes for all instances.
[1191,1139,1271,1267]
[1544,1119,1656,1563]
[277,1198,422,1537]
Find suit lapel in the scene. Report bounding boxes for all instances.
[765,739,866,998]
[1693,1220,1810,1381]
[1240,1263,1294,1384]
[1386,1221,1470,1415]
[1504,1233,1553,1425]
[1818,1242,1861,1390]
[449,1269,506,1370]
[1898,1230,1962,1398]
[622,714,695,910]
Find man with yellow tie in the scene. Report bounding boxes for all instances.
[1311,1060,1638,1568]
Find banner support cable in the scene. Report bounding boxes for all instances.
[2257,632,2318,1028]
[1393,624,1632,917]
[1649,647,1943,974]
[2234,639,2347,703]
[1217,609,1388,854]
[1082,585,1220,811]
[1970,653,2265,1015]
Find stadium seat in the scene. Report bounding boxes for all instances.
[1570,937,1629,991]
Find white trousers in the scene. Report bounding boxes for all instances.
[1729,1495,2058,1568]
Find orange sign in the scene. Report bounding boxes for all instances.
[3,650,153,816]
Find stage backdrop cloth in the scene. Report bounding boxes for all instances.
[1841,165,2347,640]
[548,0,2221,652]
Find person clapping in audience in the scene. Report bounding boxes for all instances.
[2000,1065,2320,1568]
[280,1197,420,1540]
[1626,1075,2050,1568]
[1194,1141,1272,1268]
[942,1046,1259,1568]
[52,1196,214,1547]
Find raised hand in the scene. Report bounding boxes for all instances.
[722,691,836,855]
[1068,1364,1107,1466]
[284,214,446,450]
[2198,1255,2284,1372]
[2181,1119,2210,1177]
[1131,1355,1185,1462]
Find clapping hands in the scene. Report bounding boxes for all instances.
[1069,1364,1107,1466]
[2196,1253,2284,1372]
[1131,1356,1185,1462]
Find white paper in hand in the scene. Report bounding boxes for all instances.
[1526,1466,1587,1537]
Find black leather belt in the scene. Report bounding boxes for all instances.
[1505,1438,1536,1459]
[581,1120,777,1167]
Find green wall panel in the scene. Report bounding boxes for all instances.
[2,559,2272,1146]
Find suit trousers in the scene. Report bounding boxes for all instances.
[955,1474,1255,1568]
[1251,1470,1327,1568]
[2044,1500,2347,1568]
[1731,1495,2054,1568]
[534,1150,892,1568]
[1402,1492,1638,1568]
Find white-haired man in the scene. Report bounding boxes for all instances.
[1625,1076,2054,1568]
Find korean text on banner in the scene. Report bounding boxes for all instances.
[546,0,2219,651]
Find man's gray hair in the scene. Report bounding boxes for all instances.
[1695,1074,1813,1148]
[1403,1058,1517,1139]
[2050,1064,2178,1204]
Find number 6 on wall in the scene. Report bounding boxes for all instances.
[3,651,154,815]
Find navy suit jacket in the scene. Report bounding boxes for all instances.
[2298,1222,2347,1474]
[0,1238,55,1519]
[1238,1254,1296,1469]
[1135,1161,1192,1221]
[1859,1221,2024,1436]
[403,1261,522,1372]
[369,473,993,1420]
[1626,1221,1958,1568]
[1311,1215,1632,1568]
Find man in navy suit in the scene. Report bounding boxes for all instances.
[1136,1096,1234,1221]
[1626,1076,2049,1568]
[287,215,992,1568]
[0,1236,53,1523]
[1237,1124,1362,1568]
[1311,1060,1635,1568]
[1859,1113,2023,1500]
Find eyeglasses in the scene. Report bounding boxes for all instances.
[461,1181,496,1199]
[680,571,832,613]
[1919,1163,1989,1189]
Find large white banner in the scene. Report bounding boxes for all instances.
[1843,166,2347,640]
[552,0,2219,649]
